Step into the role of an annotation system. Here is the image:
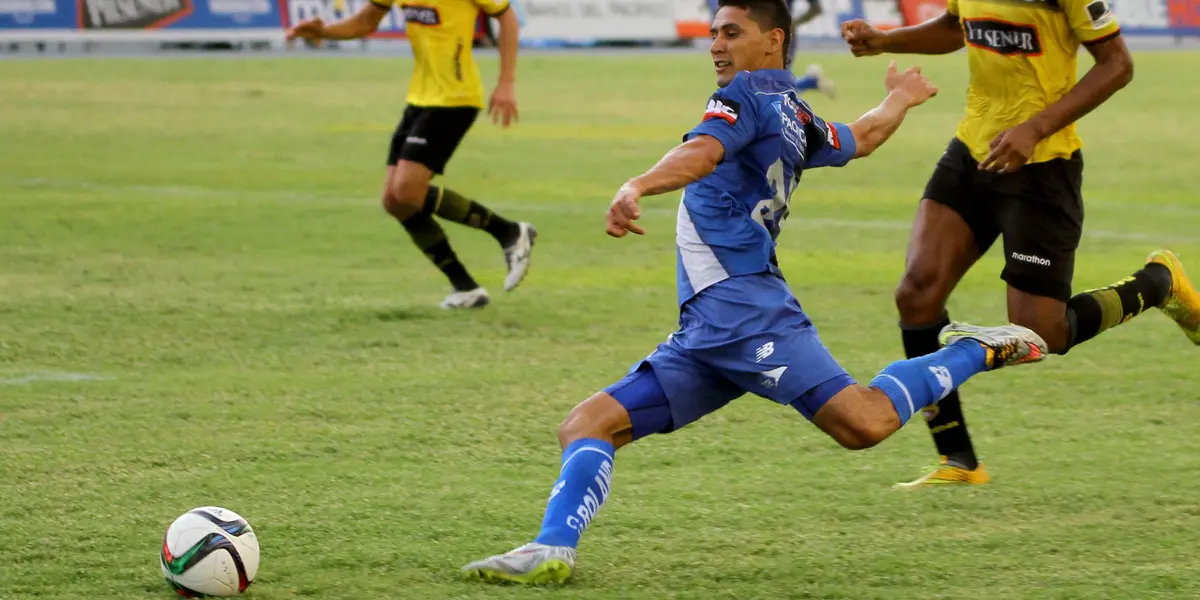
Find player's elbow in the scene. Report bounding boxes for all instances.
[1113,53,1134,88]
[851,131,881,159]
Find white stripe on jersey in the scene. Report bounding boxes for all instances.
[676,191,730,295]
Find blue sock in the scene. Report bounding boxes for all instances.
[532,438,615,549]
[869,340,988,425]
[795,74,819,93]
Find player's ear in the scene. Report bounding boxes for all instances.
[768,27,785,57]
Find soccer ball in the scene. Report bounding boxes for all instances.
[160,506,260,597]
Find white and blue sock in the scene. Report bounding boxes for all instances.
[870,339,988,425]
[532,438,615,549]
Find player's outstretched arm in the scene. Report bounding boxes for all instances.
[979,35,1133,172]
[846,61,938,158]
[605,136,725,238]
[842,13,963,56]
[286,2,389,42]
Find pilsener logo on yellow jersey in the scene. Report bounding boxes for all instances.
[963,18,1042,56]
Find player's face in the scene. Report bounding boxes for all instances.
[710,7,783,87]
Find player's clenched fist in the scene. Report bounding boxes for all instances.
[841,19,887,56]
[606,182,645,238]
[884,61,938,107]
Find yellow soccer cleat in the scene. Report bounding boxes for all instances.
[893,457,991,490]
[1147,249,1200,345]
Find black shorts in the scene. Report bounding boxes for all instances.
[386,105,479,174]
[923,137,1084,302]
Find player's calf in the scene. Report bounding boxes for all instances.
[382,165,482,297]
[813,324,1047,450]
[1026,258,1175,354]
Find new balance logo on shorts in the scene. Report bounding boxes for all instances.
[703,95,740,124]
[759,366,787,389]
[754,341,775,363]
[1011,251,1052,267]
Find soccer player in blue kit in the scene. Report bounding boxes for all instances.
[461,0,1050,585]
[709,0,838,98]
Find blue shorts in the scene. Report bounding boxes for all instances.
[605,273,855,440]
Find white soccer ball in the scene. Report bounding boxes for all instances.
[160,506,260,597]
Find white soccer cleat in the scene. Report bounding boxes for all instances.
[805,64,838,99]
[461,542,576,585]
[939,323,1048,370]
[440,287,489,309]
[502,222,537,292]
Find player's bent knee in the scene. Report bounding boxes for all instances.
[384,179,427,221]
[895,270,950,323]
[557,392,634,450]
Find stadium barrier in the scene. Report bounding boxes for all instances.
[1,0,1197,46]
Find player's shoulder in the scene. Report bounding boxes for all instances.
[704,71,789,117]
[726,70,794,95]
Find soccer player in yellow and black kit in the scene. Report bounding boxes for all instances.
[840,1,1200,486]
[287,0,535,309]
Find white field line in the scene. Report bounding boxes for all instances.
[7,178,1199,244]
[0,372,113,386]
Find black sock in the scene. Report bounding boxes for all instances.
[1065,263,1171,350]
[400,212,479,292]
[901,314,979,470]
[426,186,520,245]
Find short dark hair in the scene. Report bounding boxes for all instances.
[717,0,793,67]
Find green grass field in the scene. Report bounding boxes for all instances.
[2,49,1199,600]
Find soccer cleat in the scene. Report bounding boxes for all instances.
[1146,249,1200,345]
[893,457,991,490]
[502,222,537,292]
[805,64,837,99]
[461,542,576,585]
[440,287,489,309]
[938,323,1048,370]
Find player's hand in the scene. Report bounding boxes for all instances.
[286,18,326,43]
[606,181,645,238]
[884,61,937,107]
[841,19,887,56]
[979,121,1042,173]
[488,80,519,128]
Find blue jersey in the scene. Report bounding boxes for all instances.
[674,69,856,306]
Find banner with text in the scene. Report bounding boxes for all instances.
[518,0,677,41]
[0,0,282,31]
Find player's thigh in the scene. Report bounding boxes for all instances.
[899,138,996,321]
[397,106,480,176]
[385,105,422,168]
[994,151,1084,304]
[601,343,742,447]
